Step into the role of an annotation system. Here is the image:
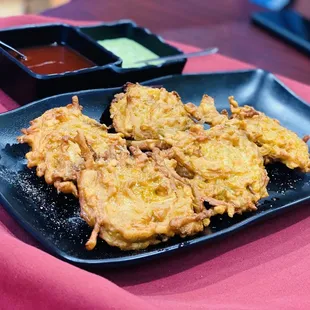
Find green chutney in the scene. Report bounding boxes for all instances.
[97,38,162,68]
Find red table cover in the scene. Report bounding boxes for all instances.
[1,15,310,310]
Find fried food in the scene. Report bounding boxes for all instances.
[229,96,310,172]
[187,94,310,172]
[110,83,195,140]
[111,88,269,217]
[18,85,310,252]
[164,124,269,217]
[77,141,211,250]
[18,96,127,196]
[184,94,228,126]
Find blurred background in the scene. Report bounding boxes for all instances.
[1,0,309,18]
[0,0,309,84]
[0,0,69,17]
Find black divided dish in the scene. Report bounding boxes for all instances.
[0,23,121,105]
[0,70,309,268]
[0,21,185,106]
[79,20,186,80]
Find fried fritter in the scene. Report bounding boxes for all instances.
[186,94,310,172]
[77,141,211,251]
[110,83,195,140]
[229,96,310,172]
[18,96,127,196]
[20,84,309,252]
[164,124,269,217]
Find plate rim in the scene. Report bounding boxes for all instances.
[1,69,309,118]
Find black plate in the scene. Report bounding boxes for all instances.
[0,69,310,267]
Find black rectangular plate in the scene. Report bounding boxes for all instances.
[0,69,309,267]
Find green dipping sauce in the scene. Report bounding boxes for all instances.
[97,38,162,68]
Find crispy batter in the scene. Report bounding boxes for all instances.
[184,95,228,126]
[228,96,310,172]
[77,142,211,251]
[188,94,310,172]
[110,83,195,140]
[164,124,269,217]
[18,96,127,196]
[127,139,171,151]
[18,86,310,252]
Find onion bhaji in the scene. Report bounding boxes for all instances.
[187,94,310,172]
[228,96,310,172]
[110,83,195,140]
[18,96,127,196]
[17,83,310,251]
[164,124,269,217]
[77,141,211,250]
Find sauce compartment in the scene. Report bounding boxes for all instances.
[0,24,121,105]
[79,20,186,83]
[17,44,96,75]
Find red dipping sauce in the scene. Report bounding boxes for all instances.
[17,44,96,75]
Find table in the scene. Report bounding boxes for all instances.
[42,0,310,84]
[2,8,310,310]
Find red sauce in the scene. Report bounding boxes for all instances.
[17,44,96,75]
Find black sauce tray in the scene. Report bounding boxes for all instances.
[0,21,185,105]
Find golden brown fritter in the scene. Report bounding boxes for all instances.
[18,96,127,196]
[77,142,211,251]
[187,94,310,172]
[110,83,195,140]
[164,124,269,217]
[228,96,310,172]
[19,86,310,252]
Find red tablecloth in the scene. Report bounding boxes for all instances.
[1,15,310,310]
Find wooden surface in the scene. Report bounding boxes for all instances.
[42,0,310,84]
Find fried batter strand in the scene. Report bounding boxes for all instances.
[77,141,211,251]
[110,83,195,140]
[18,96,127,196]
[229,96,310,172]
[184,94,228,126]
[164,124,269,217]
